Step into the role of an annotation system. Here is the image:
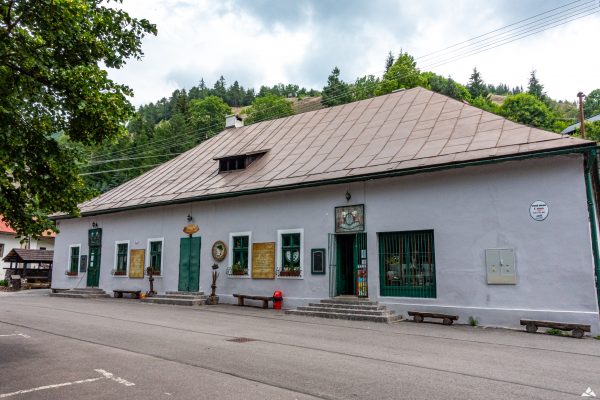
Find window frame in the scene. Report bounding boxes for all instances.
[228,231,252,278]
[146,237,164,277]
[0,243,4,258]
[67,244,81,276]
[276,228,304,279]
[113,240,130,277]
[378,230,436,298]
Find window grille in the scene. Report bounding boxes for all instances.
[378,230,436,298]
[69,246,79,273]
[149,241,162,275]
[231,235,249,276]
[116,243,128,273]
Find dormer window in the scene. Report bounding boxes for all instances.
[215,150,268,173]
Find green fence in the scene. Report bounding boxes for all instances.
[378,230,436,298]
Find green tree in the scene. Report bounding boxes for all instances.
[576,121,600,141]
[470,95,502,114]
[584,89,600,118]
[245,94,293,124]
[376,51,424,95]
[321,67,352,107]
[0,0,156,236]
[501,93,555,129]
[422,72,471,102]
[189,96,232,138]
[352,75,379,101]
[527,70,545,100]
[384,51,394,72]
[467,67,488,99]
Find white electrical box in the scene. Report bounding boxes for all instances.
[485,248,517,284]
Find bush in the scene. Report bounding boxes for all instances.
[0,279,7,287]
[545,328,565,336]
[468,316,479,326]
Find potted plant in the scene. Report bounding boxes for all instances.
[112,269,126,276]
[65,270,77,276]
[230,262,247,276]
[280,265,301,277]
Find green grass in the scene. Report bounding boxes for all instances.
[468,316,479,327]
[594,335,600,341]
[545,328,565,336]
[0,279,7,287]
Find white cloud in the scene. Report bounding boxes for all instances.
[108,0,600,106]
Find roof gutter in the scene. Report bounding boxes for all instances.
[55,142,596,220]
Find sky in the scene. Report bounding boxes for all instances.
[108,0,600,107]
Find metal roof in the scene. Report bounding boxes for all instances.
[2,248,54,263]
[561,114,600,134]
[74,87,591,216]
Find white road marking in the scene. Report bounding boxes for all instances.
[0,333,30,338]
[0,369,135,398]
[94,369,136,387]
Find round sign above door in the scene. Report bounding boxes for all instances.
[529,200,549,221]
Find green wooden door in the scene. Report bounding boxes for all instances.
[86,228,102,287]
[87,246,101,287]
[178,237,201,292]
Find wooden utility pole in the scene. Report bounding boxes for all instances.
[577,92,586,139]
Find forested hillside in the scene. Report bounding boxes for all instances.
[83,52,600,194]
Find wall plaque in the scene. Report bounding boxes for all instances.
[252,242,275,279]
[129,249,145,278]
[529,200,549,221]
[311,248,326,275]
[335,204,365,233]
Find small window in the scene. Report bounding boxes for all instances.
[69,245,80,274]
[217,151,267,173]
[114,242,129,276]
[0,243,4,258]
[379,230,436,298]
[277,230,303,278]
[149,240,163,275]
[231,235,249,276]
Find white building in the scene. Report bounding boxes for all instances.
[51,88,600,333]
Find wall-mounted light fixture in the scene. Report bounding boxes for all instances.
[345,190,351,202]
[91,222,98,228]
[187,214,193,223]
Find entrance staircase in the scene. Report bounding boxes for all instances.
[285,297,402,323]
[49,288,110,299]
[140,291,207,306]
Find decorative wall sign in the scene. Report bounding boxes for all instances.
[529,201,549,221]
[335,204,365,233]
[311,248,326,275]
[183,224,200,236]
[252,242,275,279]
[79,255,88,273]
[129,249,145,278]
[88,228,102,247]
[212,240,227,262]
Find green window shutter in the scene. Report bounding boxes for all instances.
[70,246,79,273]
[281,233,301,271]
[116,243,128,272]
[378,230,436,298]
[150,241,162,274]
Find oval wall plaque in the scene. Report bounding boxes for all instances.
[212,240,227,262]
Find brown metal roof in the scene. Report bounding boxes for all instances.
[75,87,591,216]
[3,248,54,263]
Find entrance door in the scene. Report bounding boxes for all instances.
[87,228,102,287]
[178,236,201,292]
[336,234,356,295]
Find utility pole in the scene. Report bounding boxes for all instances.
[577,91,586,139]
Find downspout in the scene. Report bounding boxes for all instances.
[584,148,600,308]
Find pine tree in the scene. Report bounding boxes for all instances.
[321,67,352,107]
[467,67,488,98]
[527,70,545,99]
[385,51,394,72]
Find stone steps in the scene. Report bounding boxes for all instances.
[49,288,110,299]
[141,291,207,306]
[285,298,401,323]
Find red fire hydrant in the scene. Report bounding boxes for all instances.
[273,290,283,310]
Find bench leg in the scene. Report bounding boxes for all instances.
[525,322,538,333]
[262,300,268,309]
[237,297,244,306]
[413,314,423,323]
[443,317,453,326]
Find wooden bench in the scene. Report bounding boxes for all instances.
[113,289,141,299]
[520,319,591,339]
[408,311,459,325]
[233,293,274,309]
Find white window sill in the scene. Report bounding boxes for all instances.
[66,275,79,278]
[112,275,128,278]
[227,274,251,279]
[277,275,304,280]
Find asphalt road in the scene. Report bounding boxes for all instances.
[0,290,599,400]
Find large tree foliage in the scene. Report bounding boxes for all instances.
[422,72,471,102]
[376,51,424,95]
[584,89,600,118]
[501,93,555,129]
[527,70,546,100]
[0,0,156,236]
[245,94,293,125]
[467,67,488,99]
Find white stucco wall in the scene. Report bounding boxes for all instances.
[52,154,600,333]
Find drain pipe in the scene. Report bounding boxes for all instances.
[584,148,600,307]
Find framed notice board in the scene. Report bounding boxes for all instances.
[251,242,275,279]
[311,249,326,275]
[129,249,145,278]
